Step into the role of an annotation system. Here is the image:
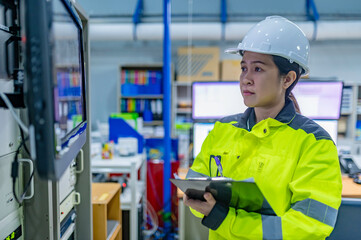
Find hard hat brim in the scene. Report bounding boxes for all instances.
[225,48,309,76]
[224,48,241,55]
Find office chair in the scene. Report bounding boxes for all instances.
[327,198,361,240]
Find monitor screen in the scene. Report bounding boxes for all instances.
[53,0,85,148]
[313,120,338,144]
[193,123,215,159]
[192,81,247,120]
[25,0,87,180]
[292,81,343,120]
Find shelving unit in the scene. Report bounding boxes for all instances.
[336,82,361,154]
[339,84,356,140]
[117,64,173,138]
[172,81,193,137]
[117,64,176,138]
[118,64,163,117]
[92,183,122,240]
[91,154,147,240]
[143,120,164,126]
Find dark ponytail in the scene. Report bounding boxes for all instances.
[272,55,303,114]
[288,92,301,114]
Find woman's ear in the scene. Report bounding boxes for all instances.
[283,71,297,89]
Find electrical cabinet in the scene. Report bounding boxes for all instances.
[0,153,23,240]
[0,153,20,221]
[0,208,23,240]
[22,2,93,239]
[0,81,20,157]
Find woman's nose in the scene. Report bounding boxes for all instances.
[241,72,253,85]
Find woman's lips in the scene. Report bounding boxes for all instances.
[243,90,254,96]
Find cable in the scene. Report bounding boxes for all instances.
[20,127,30,155]
[349,173,361,185]
[143,199,159,237]
[0,91,28,134]
[11,135,34,205]
[0,91,33,204]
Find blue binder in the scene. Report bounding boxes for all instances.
[108,117,144,153]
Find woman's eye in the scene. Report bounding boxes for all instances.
[241,67,247,72]
[255,67,262,72]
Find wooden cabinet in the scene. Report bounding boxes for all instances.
[92,183,122,240]
[91,154,147,240]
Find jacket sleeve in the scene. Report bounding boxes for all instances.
[189,138,342,240]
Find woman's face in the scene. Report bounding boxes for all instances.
[240,51,285,109]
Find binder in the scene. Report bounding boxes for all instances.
[171,177,273,213]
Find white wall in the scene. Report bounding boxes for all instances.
[308,40,361,83]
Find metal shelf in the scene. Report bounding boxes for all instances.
[59,96,81,101]
[56,64,79,68]
[121,181,145,210]
[143,120,163,126]
[173,82,192,86]
[176,108,192,114]
[120,95,163,99]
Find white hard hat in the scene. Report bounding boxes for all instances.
[226,16,310,75]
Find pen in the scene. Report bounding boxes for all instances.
[214,156,224,177]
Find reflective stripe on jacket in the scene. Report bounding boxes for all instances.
[188,99,342,240]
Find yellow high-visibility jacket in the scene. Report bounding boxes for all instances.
[187,99,342,240]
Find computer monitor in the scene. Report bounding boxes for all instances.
[292,81,343,120]
[313,120,338,144]
[192,81,247,121]
[193,123,215,159]
[25,0,87,180]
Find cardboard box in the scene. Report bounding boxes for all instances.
[221,59,242,81]
[176,47,219,82]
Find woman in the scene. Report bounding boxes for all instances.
[184,16,342,240]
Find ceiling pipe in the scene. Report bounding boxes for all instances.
[89,21,361,41]
[89,23,133,41]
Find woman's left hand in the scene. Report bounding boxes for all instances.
[183,192,216,216]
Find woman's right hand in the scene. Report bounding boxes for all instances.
[183,192,216,217]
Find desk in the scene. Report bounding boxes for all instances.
[177,168,209,240]
[342,175,361,198]
[92,154,146,240]
[328,176,361,239]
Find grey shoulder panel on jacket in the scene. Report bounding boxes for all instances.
[219,113,244,124]
[289,114,334,142]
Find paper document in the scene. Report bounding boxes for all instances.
[171,177,272,213]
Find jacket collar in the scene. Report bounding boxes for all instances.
[238,99,297,131]
[274,98,297,124]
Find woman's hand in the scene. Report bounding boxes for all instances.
[183,192,216,216]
